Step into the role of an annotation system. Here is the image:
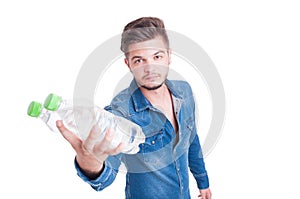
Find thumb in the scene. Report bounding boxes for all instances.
[56,120,82,151]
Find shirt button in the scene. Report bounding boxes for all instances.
[151,140,155,144]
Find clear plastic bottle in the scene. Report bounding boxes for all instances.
[27,101,61,133]
[42,93,145,154]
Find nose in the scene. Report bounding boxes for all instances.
[143,63,155,74]
[143,59,156,73]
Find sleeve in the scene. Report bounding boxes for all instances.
[188,134,209,189]
[75,155,122,191]
[184,81,210,189]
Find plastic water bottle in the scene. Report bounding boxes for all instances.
[27,101,61,133]
[42,93,145,154]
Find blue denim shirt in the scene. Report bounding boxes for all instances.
[75,79,209,199]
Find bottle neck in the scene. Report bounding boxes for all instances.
[58,99,73,110]
[39,109,51,123]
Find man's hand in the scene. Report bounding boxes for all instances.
[56,120,123,178]
[198,188,212,199]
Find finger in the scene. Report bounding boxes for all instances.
[198,190,202,198]
[206,192,212,199]
[56,120,82,150]
[83,124,107,152]
[87,124,103,141]
[106,142,124,156]
[93,128,115,154]
[199,190,211,199]
[198,192,203,199]
[91,142,123,164]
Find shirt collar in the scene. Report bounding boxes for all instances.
[129,79,184,112]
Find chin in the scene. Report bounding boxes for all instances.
[144,82,160,87]
[141,82,164,90]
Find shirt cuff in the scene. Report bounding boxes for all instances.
[74,158,113,188]
[195,172,210,190]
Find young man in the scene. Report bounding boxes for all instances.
[57,17,212,199]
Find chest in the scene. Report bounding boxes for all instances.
[152,97,178,133]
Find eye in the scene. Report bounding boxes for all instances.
[133,59,142,64]
[154,55,163,60]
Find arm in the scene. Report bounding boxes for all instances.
[56,120,122,191]
[188,134,212,198]
[188,133,210,189]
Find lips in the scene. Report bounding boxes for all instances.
[143,74,160,81]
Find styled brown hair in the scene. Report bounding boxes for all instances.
[120,17,170,53]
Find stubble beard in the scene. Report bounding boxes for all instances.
[141,82,164,90]
[140,74,167,91]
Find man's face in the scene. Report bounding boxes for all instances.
[125,37,171,90]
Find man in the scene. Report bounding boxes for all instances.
[56,17,212,199]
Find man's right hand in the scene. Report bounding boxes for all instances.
[56,120,123,179]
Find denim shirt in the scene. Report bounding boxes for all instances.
[75,79,209,199]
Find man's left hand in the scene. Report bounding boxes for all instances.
[198,188,212,199]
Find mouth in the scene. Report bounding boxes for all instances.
[143,74,160,81]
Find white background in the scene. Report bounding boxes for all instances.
[1,0,299,198]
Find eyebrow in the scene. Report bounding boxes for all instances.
[131,50,166,61]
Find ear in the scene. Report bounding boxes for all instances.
[124,58,130,69]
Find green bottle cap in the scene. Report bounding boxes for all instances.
[44,93,62,111]
[27,101,43,117]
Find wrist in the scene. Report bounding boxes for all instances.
[75,155,104,179]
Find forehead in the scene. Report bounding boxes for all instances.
[126,37,167,57]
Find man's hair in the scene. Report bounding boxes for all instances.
[120,17,170,53]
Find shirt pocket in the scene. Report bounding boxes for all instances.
[178,116,195,150]
[141,130,164,164]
